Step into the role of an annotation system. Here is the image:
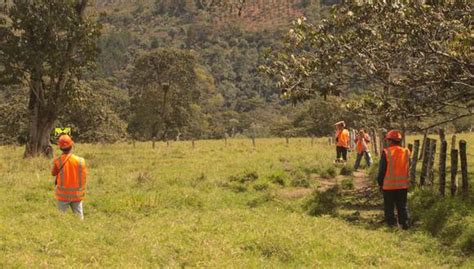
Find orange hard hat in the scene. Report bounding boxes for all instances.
[385,130,402,141]
[58,134,74,149]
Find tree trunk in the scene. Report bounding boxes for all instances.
[24,85,56,158]
[439,140,447,196]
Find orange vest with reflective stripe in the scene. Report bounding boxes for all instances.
[54,154,86,202]
[356,134,370,153]
[383,146,410,190]
[336,129,350,148]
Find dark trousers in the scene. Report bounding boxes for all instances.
[336,146,348,161]
[383,189,409,229]
[354,151,373,169]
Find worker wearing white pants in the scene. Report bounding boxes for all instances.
[57,201,84,220]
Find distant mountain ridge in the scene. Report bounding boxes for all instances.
[93,0,319,30]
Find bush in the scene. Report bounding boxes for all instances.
[320,166,337,179]
[339,166,354,176]
[291,177,310,188]
[304,186,340,216]
[300,164,320,174]
[340,178,354,190]
[253,182,270,191]
[289,170,310,188]
[409,189,474,255]
[268,170,288,186]
[229,170,259,183]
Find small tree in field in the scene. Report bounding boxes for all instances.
[128,48,206,142]
[0,0,100,157]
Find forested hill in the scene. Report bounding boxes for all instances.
[84,1,339,140]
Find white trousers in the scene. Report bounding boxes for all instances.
[57,201,84,220]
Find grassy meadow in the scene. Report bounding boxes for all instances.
[0,135,473,268]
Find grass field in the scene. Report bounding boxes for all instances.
[0,135,473,268]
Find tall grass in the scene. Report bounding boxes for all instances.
[0,136,473,267]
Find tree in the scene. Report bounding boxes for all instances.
[0,0,100,157]
[262,2,473,130]
[128,48,210,142]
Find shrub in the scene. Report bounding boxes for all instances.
[253,182,270,191]
[339,166,354,176]
[268,170,288,186]
[289,170,310,188]
[321,166,337,179]
[304,186,340,216]
[247,193,274,208]
[300,164,320,174]
[455,220,474,255]
[409,189,474,255]
[340,178,354,190]
[229,170,259,183]
[229,183,247,193]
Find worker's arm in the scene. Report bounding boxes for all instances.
[377,151,387,188]
[51,159,59,176]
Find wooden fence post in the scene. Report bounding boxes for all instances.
[152,136,156,149]
[420,138,431,186]
[410,140,420,186]
[286,137,289,146]
[439,140,447,196]
[451,134,457,150]
[419,130,428,160]
[372,128,379,156]
[380,129,387,154]
[192,139,195,149]
[450,149,458,196]
[328,136,332,145]
[459,140,469,197]
[439,128,446,142]
[311,135,314,146]
[427,139,437,186]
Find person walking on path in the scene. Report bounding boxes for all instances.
[353,129,373,170]
[377,130,410,229]
[51,135,87,220]
[334,121,350,163]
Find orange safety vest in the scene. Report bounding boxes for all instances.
[336,129,350,148]
[356,134,370,154]
[54,154,86,202]
[383,146,410,190]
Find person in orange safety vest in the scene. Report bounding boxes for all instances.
[353,129,373,170]
[51,135,87,220]
[334,121,350,163]
[376,130,410,229]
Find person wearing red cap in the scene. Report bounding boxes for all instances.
[377,130,410,229]
[51,135,87,220]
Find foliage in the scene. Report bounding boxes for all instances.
[0,85,28,144]
[409,189,474,255]
[339,166,354,176]
[58,80,128,143]
[304,186,340,216]
[128,48,209,140]
[262,2,474,130]
[0,0,101,156]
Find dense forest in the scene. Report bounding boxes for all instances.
[0,0,472,145]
